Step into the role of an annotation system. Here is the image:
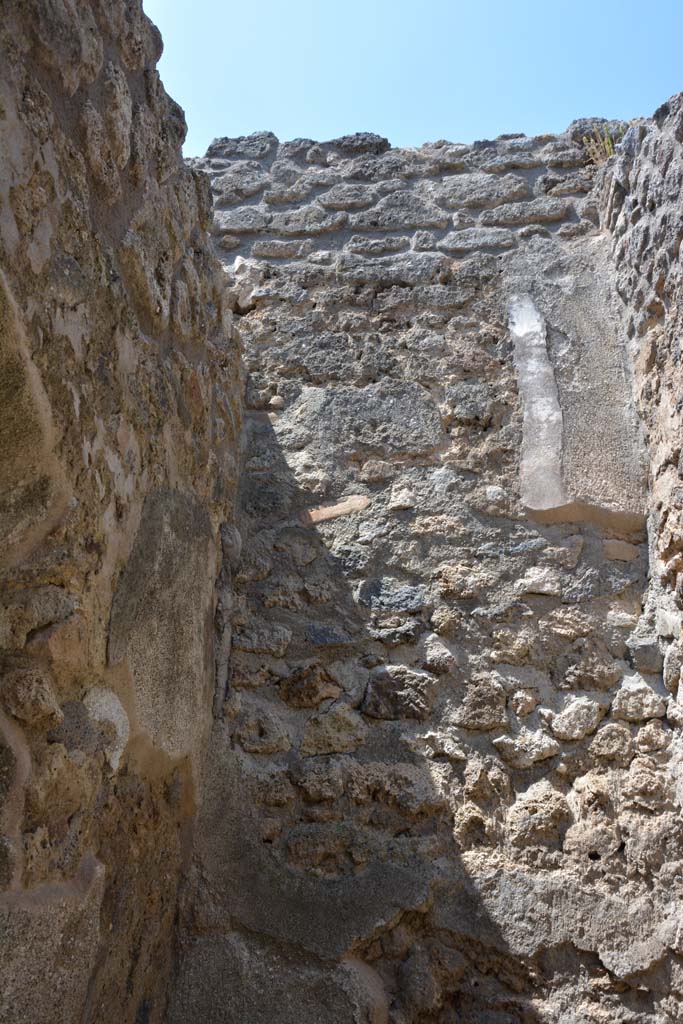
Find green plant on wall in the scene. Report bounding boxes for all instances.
[583,124,623,165]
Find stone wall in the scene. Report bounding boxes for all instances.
[602,96,683,712]
[0,3,241,1023]
[3,4,683,1022]
[167,123,683,1021]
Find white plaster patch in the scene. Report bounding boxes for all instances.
[83,686,130,771]
[509,294,566,511]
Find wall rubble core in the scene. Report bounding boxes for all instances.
[168,113,682,1023]
[2,4,683,1023]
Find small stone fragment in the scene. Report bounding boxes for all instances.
[493,728,561,768]
[506,781,571,847]
[359,459,394,483]
[356,577,427,614]
[635,719,670,752]
[434,172,529,209]
[589,722,634,764]
[278,664,341,708]
[252,238,314,258]
[419,730,467,762]
[326,660,369,707]
[1,668,62,728]
[300,703,367,756]
[422,633,458,674]
[363,664,436,721]
[453,675,508,731]
[233,619,292,657]
[550,696,606,741]
[388,485,417,511]
[480,197,572,225]
[663,642,682,694]
[517,567,563,597]
[603,539,639,561]
[437,227,516,253]
[627,630,663,673]
[611,674,666,721]
[351,192,449,230]
[318,183,377,210]
[509,689,538,717]
[236,707,291,754]
[292,758,344,802]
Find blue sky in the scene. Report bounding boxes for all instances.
[143,0,683,157]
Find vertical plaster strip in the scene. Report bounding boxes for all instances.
[509,294,566,510]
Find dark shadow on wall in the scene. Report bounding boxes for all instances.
[166,408,556,1024]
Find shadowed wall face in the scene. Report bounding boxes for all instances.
[0,4,242,1023]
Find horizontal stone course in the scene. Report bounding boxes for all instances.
[196,127,592,268]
